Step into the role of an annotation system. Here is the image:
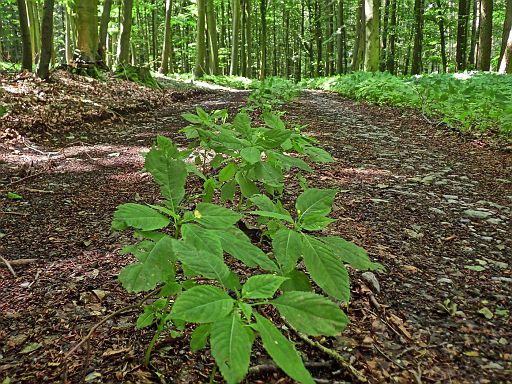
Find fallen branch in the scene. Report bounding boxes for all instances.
[291,326,367,383]
[7,171,46,186]
[0,256,17,277]
[4,258,37,266]
[0,211,29,216]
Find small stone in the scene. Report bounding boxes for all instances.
[362,272,380,293]
[481,362,504,370]
[486,218,502,225]
[437,278,453,284]
[429,207,446,215]
[463,209,493,219]
[404,228,424,240]
[443,195,459,200]
[491,277,512,283]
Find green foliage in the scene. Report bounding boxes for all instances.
[7,192,23,200]
[303,72,512,136]
[114,64,161,89]
[247,77,301,111]
[203,75,259,89]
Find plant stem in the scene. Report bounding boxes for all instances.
[144,298,171,366]
[208,363,218,384]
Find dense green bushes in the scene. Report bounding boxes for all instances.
[302,72,512,136]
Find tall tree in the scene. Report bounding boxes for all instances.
[17,0,32,70]
[98,0,113,65]
[194,0,206,77]
[336,0,345,74]
[259,0,267,79]
[499,1,512,73]
[364,0,379,72]
[159,0,174,74]
[477,0,493,70]
[435,0,447,72]
[469,0,479,66]
[36,0,54,79]
[206,0,219,75]
[386,0,397,73]
[230,0,241,75]
[411,0,425,75]
[456,0,469,70]
[76,0,98,63]
[244,0,252,77]
[352,0,365,71]
[117,0,134,65]
[499,0,512,65]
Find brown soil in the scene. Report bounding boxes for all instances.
[0,77,510,384]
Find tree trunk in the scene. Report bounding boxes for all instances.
[194,0,206,77]
[435,0,447,72]
[499,24,512,73]
[17,0,32,70]
[499,0,512,65]
[206,0,219,74]
[336,0,344,74]
[259,0,267,80]
[36,0,54,79]
[477,0,493,70]
[469,0,479,66]
[245,0,252,77]
[98,0,113,65]
[76,0,98,63]
[380,0,390,72]
[386,0,397,73]
[456,0,469,70]
[351,0,364,71]
[364,0,379,72]
[0,17,4,61]
[229,0,241,75]
[117,0,133,65]
[159,0,173,74]
[151,0,157,70]
[411,0,424,75]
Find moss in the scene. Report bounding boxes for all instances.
[114,64,161,89]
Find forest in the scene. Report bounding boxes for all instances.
[0,0,511,384]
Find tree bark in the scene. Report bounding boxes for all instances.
[499,3,512,73]
[411,0,424,75]
[499,0,512,65]
[386,0,397,73]
[76,0,98,63]
[194,0,206,77]
[159,0,174,74]
[36,0,54,79]
[469,0,479,66]
[456,0,469,70]
[206,0,219,74]
[117,0,133,65]
[229,0,241,75]
[364,0,379,72]
[98,0,113,65]
[435,0,447,72]
[259,0,267,80]
[477,0,493,70]
[351,0,364,71]
[245,0,252,77]
[17,0,32,70]
[336,0,345,74]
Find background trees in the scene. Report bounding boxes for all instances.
[1,0,510,79]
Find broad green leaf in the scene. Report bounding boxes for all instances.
[136,308,155,329]
[269,152,312,172]
[171,285,233,323]
[296,188,337,220]
[256,128,292,149]
[112,203,171,231]
[193,203,243,229]
[145,138,187,212]
[262,111,286,130]
[190,324,211,352]
[249,210,294,223]
[302,235,350,302]
[182,112,202,124]
[209,228,278,271]
[254,313,315,384]
[300,215,336,231]
[242,275,289,299]
[303,146,334,163]
[250,194,276,212]
[281,270,312,292]
[202,178,215,203]
[219,162,237,182]
[118,236,177,292]
[7,192,22,200]
[240,147,261,164]
[272,228,303,274]
[272,291,349,336]
[211,313,252,384]
[233,112,253,138]
[321,236,384,271]
[236,172,260,198]
[254,161,283,187]
[221,179,237,202]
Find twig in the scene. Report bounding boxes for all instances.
[7,171,46,186]
[62,289,157,361]
[373,343,406,370]
[249,361,333,374]
[1,258,37,266]
[291,327,367,383]
[27,269,41,288]
[313,379,350,384]
[0,211,29,216]
[0,256,17,278]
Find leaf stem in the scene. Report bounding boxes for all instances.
[144,298,171,366]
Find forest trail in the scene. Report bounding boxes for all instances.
[1,88,511,383]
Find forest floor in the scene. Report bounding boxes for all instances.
[0,72,511,384]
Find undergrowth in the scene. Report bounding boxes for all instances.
[302,72,512,136]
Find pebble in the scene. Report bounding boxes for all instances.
[362,272,381,293]
[491,277,512,283]
[437,278,453,284]
[486,218,502,225]
[463,209,493,219]
[429,207,446,215]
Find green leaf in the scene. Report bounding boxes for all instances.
[254,313,315,384]
[464,265,487,272]
[233,112,253,138]
[302,235,350,302]
[7,192,22,200]
[20,342,42,354]
[270,152,312,172]
[118,236,177,292]
[281,270,312,292]
[112,203,171,231]
[296,188,337,220]
[254,161,283,187]
[272,291,349,336]
[242,275,289,299]
[321,237,384,271]
[250,194,276,212]
[219,162,237,182]
[211,313,252,384]
[262,111,286,130]
[249,210,294,223]
[303,146,334,163]
[221,179,237,202]
[202,178,216,203]
[272,228,303,274]
[209,228,278,271]
[300,215,336,231]
[236,172,260,198]
[190,324,211,352]
[171,285,234,323]
[194,203,243,229]
[240,147,261,164]
[136,308,155,329]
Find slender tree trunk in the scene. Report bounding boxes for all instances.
[380,0,390,72]
[194,0,206,77]
[352,0,364,71]
[435,0,447,72]
[159,0,173,74]
[499,22,512,73]
[98,0,113,66]
[336,0,344,74]
[76,0,98,63]
[469,0,479,66]
[151,0,157,70]
[259,0,267,80]
[456,0,469,70]
[64,7,73,64]
[26,0,39,62]
[411,0,424,74]
[117,0,133,65]
[245,0,252,77]
[477,0,493,70]
[36,0,54,79]
[499,0,512,65]
[230,0,241,75]
[364,0,379,71]
[0,17,4,61]
[386,0,397,73]
[205,0,219,74]
[17,0,32,70]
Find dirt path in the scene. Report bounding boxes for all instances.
[1,89,510,383]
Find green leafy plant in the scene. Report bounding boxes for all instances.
[247,77,301,111]
[7,192,23,200]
